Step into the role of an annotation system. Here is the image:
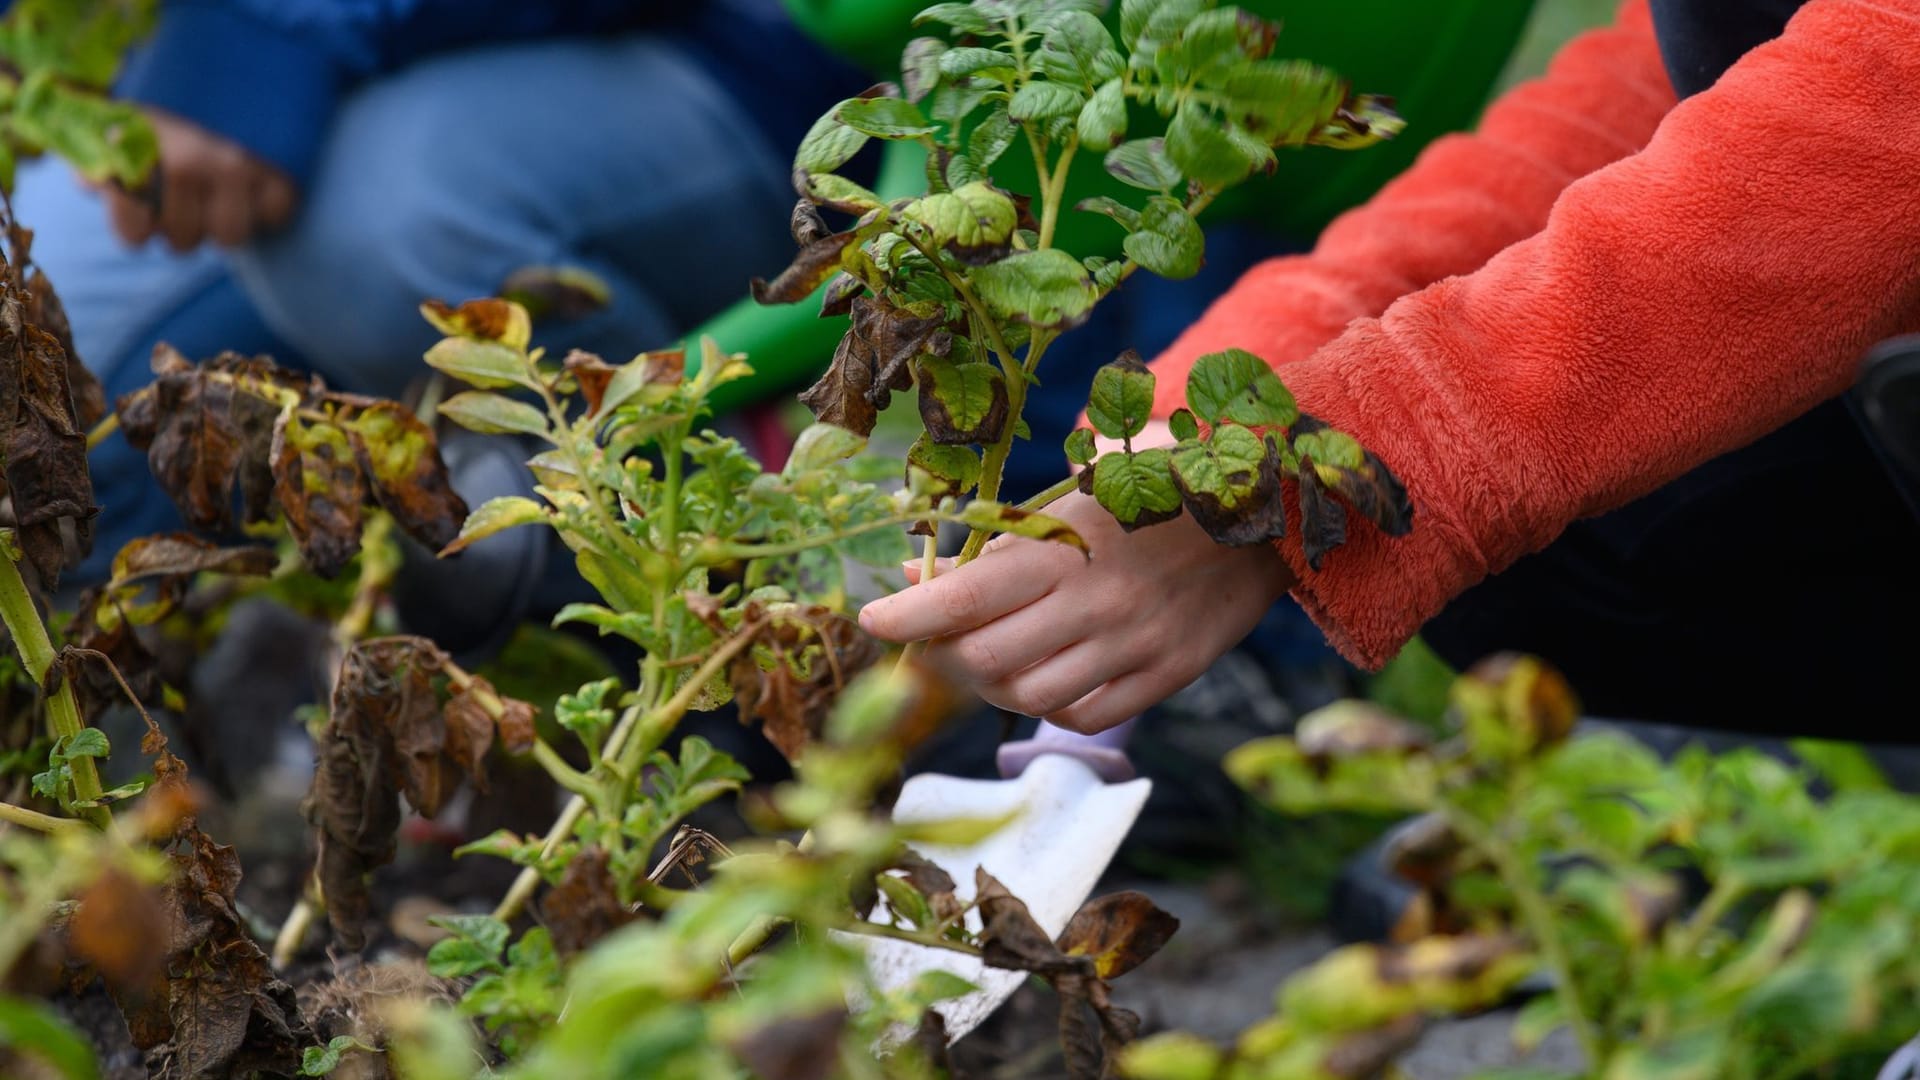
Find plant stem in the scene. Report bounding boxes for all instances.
[84,411,119,450]
[0,800,86,833]
[271,872,324,970]
[1674,875,1745,957]
[494,628,761,923]
[0,541,109,829]
[1037,139,1078,251]
[956,334,1052,564]
[331,513,396,652]
[835,919,983,958]
[531,739,597,799]
[1445,806,1606,1067]
[1018,474,1081,513]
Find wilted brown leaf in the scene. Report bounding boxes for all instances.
[305,638,537,951]
[976,868,1087,979]
[420,297,528,348]
[0,292,96,590]
[727,1007,847,1080]
[1296,455,1346,572]
[564,349,617,416]
[540,847,639,957]
[271,411,366,578]
[117,824,309,1079]
[1295,702,1432,762]
[346,401,468,554]
[730,603,882,761]
[70,868,168,994]
[750,227,862,306]
[798,297,950,437]
[1057,891,1180,980]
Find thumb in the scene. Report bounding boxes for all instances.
[900,556,956,585]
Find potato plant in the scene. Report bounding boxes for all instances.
[756,0,1413,574]
[1118,657,1920,1080]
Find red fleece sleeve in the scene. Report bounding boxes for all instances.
[1205,0,1920,668]
[1149,0,1675,409]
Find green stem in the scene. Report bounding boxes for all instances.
[1444,806,1606,1067]
[1674,875,1745,957]
[85,411,119,451]
[0,800,86,833]
[494,628,760,924]
[1037,139,1078,251]
[531,740,597,799]
[835,919,983,959]
[0,541,108,829]
[1018,474,1081,513]
[957,333,1052,564]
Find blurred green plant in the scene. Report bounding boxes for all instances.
[1122,657,1920,1080]
[0,0,158,191]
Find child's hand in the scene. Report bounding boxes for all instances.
[859,488,1296,734]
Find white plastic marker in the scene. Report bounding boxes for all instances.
[854,718,1146,1044]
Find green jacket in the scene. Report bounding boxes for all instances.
[695,0,1535,411]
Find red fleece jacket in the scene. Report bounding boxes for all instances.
[1149,0,1920,669]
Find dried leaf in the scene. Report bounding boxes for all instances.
[0,278,95,588]
[563,349,617,416]
[730,604,883,761]
[798,297,950,437]
[728,1008,847,1080]
[1057,891,1180,980]
[303,637,515,951]
[420,297,530,351]
[539,847,638,956]
[499,264,611,322]
[70,867,167,993]
[117,824,309,1079]
[347,401,469,554]
[271,412,366,578]
[975,868,1087,978]
[751,226,862,306]
[1296,454,1346,571]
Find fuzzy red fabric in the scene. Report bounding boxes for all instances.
[1148,0,1920,669]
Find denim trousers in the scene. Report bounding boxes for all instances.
[18,35,799,582]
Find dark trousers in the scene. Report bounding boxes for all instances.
[1423,399,1920,742]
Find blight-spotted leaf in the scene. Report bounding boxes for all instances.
[783,423,867,476]
[440,495,546,557]
[1091,449,1181,531]
[1169,426,1287,546]
[1166,102,1265,188]
[1057,891,1181,979]
[901,36,947,103]
[1085,351,1155,442]
[939,47,1018,81]
[837,96,939,139]
[794,109,870,174]
[419,298,531,350]
[1167,408,1199,441]
[969,248,1098,329]
[1296,455,1347,570]
[917,356,1009,445]
[954,501,1088,552]
[1064,427,1097,467]
[1009,80,1086,123]
[1185,349,1296,428]
[1295,418,1414,537]
[1104,138,1181,191]
[1076,195,1141,231]
[1123,196,1204,280]
[1076,78,1127,151]
[907,436,981,501]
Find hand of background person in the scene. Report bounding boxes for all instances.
[102,109,299,252]
[860,417,1297,733]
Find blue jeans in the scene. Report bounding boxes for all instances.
[19,35,801,581]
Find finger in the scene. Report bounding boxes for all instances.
[156,172,208,252]
[105,189,155,247]
[252,169,298,233]
[900,556,955,586]
[1047,670,1179,736]
[927,592,1083,684]
[979,638,1131,721]
[205,174,255,248]
[860,543,1067,643]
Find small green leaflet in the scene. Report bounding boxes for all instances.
[1091,448,1182,530]
[1185,349,1297,428]
[1085,352,1155,442]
